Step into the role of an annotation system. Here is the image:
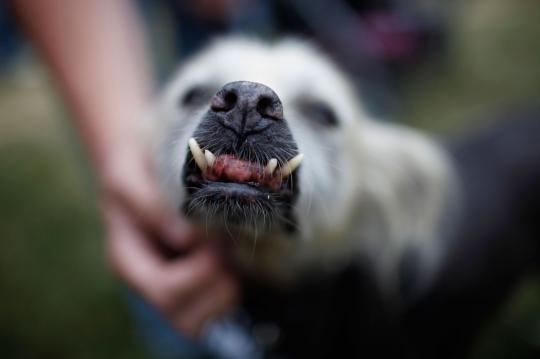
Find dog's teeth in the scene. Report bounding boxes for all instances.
[188,138,207,171]
[281,153,304,178]
[204,150,216,167]
[265,158,278,175]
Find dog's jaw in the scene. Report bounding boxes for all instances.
[180,82,303,236]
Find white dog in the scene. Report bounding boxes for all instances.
[151,37,457,296]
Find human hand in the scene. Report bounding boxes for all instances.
[100,146,239,338]
[13,0,235,338]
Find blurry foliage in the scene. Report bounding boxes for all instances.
[401,0,540,133]
[0,0,539,358]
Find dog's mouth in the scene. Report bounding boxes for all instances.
[182,137,302,233]
[180,81,302,234]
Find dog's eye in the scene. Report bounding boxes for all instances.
[180,85,211,107]
[301,101,339,127]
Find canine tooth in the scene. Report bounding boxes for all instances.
[204,150,216,167]
[188,138,207,171]
[281,153,304,178]
[265,158,278,175]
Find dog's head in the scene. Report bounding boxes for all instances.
[156,38,363,242]
[154,38,455,282]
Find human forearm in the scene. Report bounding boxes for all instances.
[13,0,153,171]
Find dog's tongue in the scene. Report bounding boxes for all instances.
[206,155,263,183]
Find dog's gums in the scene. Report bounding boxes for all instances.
[188,137,303,191]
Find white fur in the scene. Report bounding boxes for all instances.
[151,37,458,292]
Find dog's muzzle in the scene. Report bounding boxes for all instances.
[182,81,302,233]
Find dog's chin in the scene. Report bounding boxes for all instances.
[183,182,281,233]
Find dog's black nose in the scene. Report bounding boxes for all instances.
[210,81,284,138]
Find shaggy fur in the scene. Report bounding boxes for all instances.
[151,37,457,294]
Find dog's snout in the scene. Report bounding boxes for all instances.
[210,81,284,138]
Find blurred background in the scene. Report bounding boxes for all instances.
[1,0,539,358]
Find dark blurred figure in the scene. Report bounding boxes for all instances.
[404,108,540,359]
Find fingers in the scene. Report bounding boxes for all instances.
[105,200,215,300]
[105,201,238,337]
[101,149,197,251]
[104,201,164,298]
[101,147,238,338]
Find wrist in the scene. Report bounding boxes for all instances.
[95,140,151,190]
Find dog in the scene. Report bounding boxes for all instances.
[150,38,540,358]
[153,37,455,289]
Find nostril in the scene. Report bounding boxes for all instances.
[257,96,284,120]
[211,90,238,112]
[224,91,237,108]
